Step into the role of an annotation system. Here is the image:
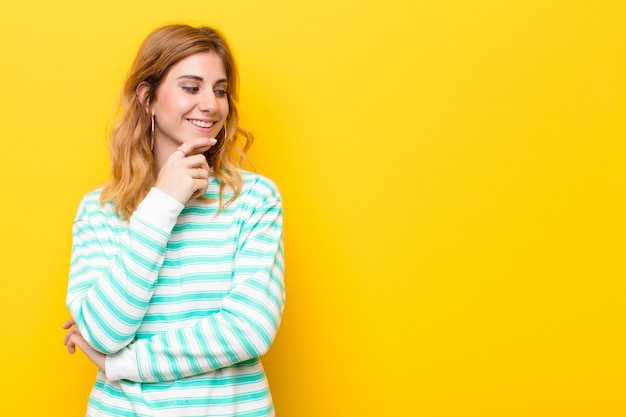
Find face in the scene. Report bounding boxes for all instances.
[151,52,229,151]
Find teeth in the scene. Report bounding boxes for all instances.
[189,119,214,128]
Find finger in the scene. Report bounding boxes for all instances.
[68,333,87,355]
[199,157,211,172]
[191,178,209,199]
[64,327,77,346]
[167,154,210,175]
[175,137,217,156]
[64,329,72,345]
[190,167,210,180]
[66,335,76,354]
[193,178,208,191]
[183,154,211,168]
[187,137,218,155]
[61,317,76,329]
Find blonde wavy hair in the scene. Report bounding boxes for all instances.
[101,24,253,219]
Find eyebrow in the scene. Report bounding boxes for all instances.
[176,75,228,84]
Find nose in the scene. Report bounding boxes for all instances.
[198,90,217,112]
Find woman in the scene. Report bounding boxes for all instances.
[62,24,285,417]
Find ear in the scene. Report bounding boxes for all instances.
[136,82,152,114]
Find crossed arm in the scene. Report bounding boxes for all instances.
[63,180,285,382]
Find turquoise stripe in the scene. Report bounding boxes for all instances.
[133,215,171,239]
[253,233,279,245]
[193,324,222,370]
[248,277,282,311]
[118,239,164,272]
[142,310,221,323]
[139,365,265,391]
[149,387,270,407]
[238,247,275,259]
[162,257,234,268]
[172,222,236,232]
[147,339,166,382]
[222,313,260,358]
[164,332,185,381]
[83,296,140,351]
[70,252,107,266]
[166,240,236,251]
[88,398,138,417]
[91,379,150,414]
[176,327,204,377]
[149,292,226,303]
[127,225,169,253]
[229,290,279,330]
[95,273,152,317]
[214,318,241,365]
[88,222,126,235]
[156,272,232,282]
[236,404,275,417]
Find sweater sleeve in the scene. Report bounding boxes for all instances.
[105,194,285,382]
[66,188,185,354]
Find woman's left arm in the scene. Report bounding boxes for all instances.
[105,194,286,383]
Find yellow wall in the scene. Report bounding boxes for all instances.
[1,1,624,415]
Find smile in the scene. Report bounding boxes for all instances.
[188,119,214,128]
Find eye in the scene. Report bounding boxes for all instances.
[181,86,199,93]
[214,89,228,98]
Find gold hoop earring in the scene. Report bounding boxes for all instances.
[150,114,155,151]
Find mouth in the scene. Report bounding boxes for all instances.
[187,119,215,128]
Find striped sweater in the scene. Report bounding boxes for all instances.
[66,171,285,417]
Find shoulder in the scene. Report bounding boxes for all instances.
[239,170,282,206]
[74,186,118,222]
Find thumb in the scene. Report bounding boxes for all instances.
[62,317,76,329]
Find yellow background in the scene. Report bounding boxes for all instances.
[1,1,624,416]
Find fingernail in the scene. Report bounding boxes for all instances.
[209,138,217,144]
